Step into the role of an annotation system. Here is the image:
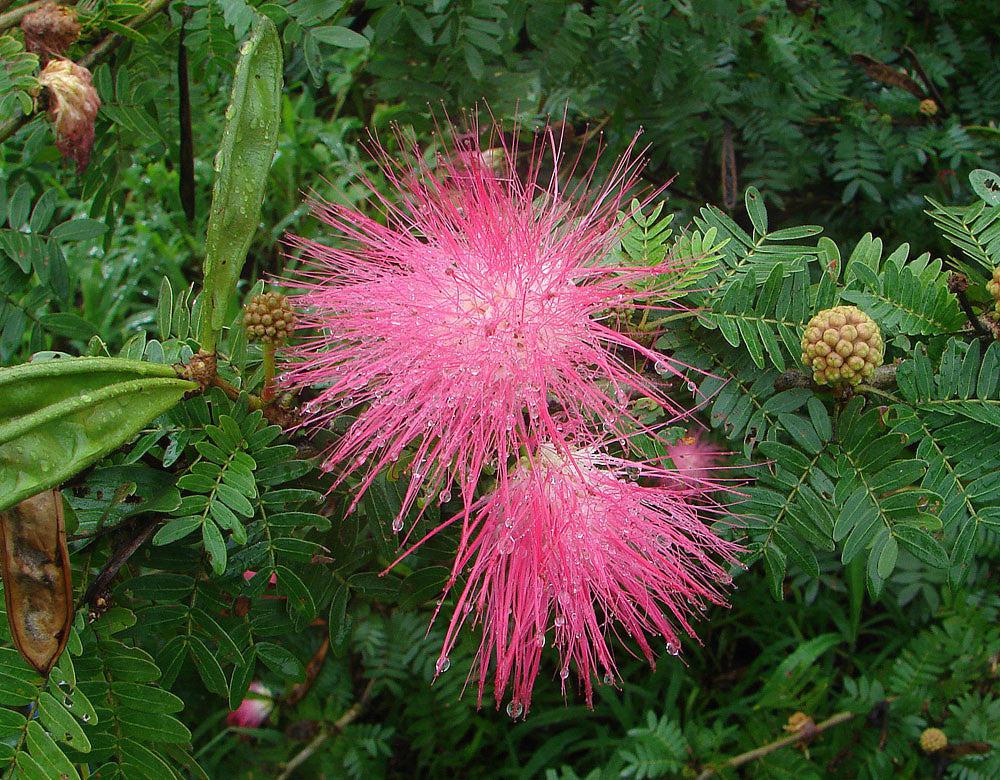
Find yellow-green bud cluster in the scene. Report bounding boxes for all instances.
[919,727,947,754]
[986,267,1000,314]
[244,292,295,344]
[800,306,883,387]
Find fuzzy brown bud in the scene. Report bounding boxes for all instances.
[801,305,883,387]
[918,98,939,117]
[784,711,815,735]
[21,2,80,62]
[244,292,295,344]
[919,727,947,753]
[38,58,100,174]
[987,267,1000,314]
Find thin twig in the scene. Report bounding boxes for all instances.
[284,637,330,708]
[902,46,947,115]
[948,272,992,341]
[276,681,375,780]
[0,0,47,32]
[695,710,857,779]
[774,364,898,391]
[80,516,158,608]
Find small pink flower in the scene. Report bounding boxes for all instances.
[433,443,742,716]
[281,122,698,529]
[242,570,278,586]
[665,430,722,478]
[226,681,273,729]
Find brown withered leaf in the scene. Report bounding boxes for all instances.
[850,54,927,99]
[38,59,101,174]
[0,490,72,675]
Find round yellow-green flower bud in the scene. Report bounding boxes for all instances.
[800,306,883,387]
[986,267,1000,314]
[244,292,296,345]
[918,98,939,117]
[919,727,947,754]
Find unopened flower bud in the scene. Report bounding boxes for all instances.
[21,2,80,62]
[38,58,100,174]
[987,267,1000,314]
[919,727,947,753]
[801,306,883,387]
[784,711,815,734]
[244,292,295,344]
[918,98,938,117]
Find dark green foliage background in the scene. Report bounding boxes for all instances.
[1,1,998,778]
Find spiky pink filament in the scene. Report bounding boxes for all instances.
[280,123,698,526]
[434,444,742,716]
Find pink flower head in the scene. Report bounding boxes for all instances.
[226,681,273,729]
[280,121,698,528]
[665,429,723,479]
[433,442,742,717]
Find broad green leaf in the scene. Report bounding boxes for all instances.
[198,15,283,352]
[0,358,196,511]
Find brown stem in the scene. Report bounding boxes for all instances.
[276,681,375,780]
[775,364,898,391]
[284,637,330,707]
[902,46,947,115]
[695,710,857,779]
[948,273,992,341]
[0,0,48,32]
[80,517,158,609]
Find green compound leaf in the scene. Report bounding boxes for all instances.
[198,14,283,352]
[0,358,196,511]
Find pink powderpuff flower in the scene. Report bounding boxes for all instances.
[431,442,742,717]
[226,681,273,729]
[280,121,700,530]
[665,429,723,479]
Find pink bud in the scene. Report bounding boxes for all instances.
[226,681,273,729]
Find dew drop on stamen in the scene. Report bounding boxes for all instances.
[391,517,404,533]
[435,656,451,674]
[506,701,523,718]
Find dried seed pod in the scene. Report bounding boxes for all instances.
[0,490,72,675]
[800,305,884,387]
